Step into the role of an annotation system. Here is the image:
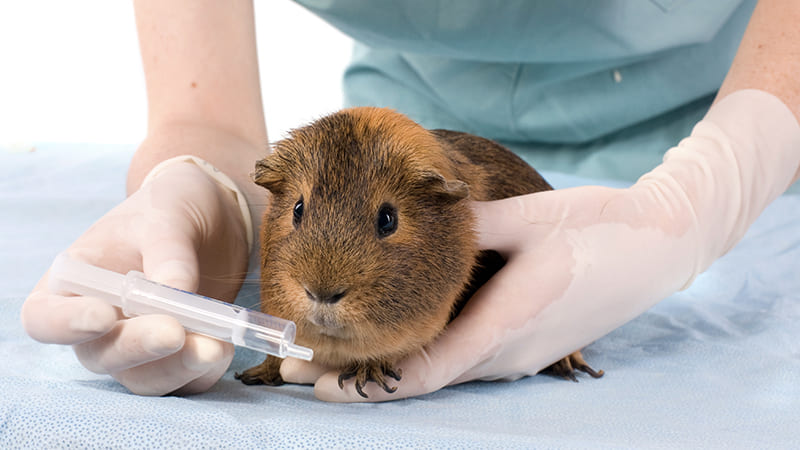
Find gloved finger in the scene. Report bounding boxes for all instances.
[313,251,572,402]
[450,247,578,383]
[311,345,446,402]
[140,228,200,293]
[312,304,498,402]
[73,314,186,374]
[469,196,550,256]
[314,282,505,402]
[280,357,331,385]
[21,288,119,345]
[112,333,232,396]
[470,187,622,254]
[170,335,235,396]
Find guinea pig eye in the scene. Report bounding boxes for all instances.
[376,203,398,237]
[292,197,304,228]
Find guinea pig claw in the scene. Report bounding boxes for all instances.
[337,371,353,391]
[336,370,372,399]
[542,350,604,382]
[576,363,604,379]
[566,373,579,383]
[385,367,403,382]
[569,350,604,379]
[355,381,370,399]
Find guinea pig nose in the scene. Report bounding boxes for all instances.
[305,288,347,304]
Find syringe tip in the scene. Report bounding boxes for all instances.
[285,343,314,361]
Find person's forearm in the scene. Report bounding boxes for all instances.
[129,0,268,211]
[636,0,800,285]
[716,0,800,155]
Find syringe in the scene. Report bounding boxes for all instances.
[48,252,313,361]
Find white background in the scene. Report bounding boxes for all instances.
[0,1,353,147]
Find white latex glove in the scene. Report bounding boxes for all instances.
[279,89,800,402]
[21,160,250,395]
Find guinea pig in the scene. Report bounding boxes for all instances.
[235,107,602,398]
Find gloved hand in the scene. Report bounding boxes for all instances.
[21,156,251,395]
[279,89,800,402]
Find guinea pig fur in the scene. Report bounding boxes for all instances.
[236,107,602,398]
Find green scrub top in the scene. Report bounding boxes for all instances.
[294,0,757,182]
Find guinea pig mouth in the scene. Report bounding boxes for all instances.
[306,305,346,337]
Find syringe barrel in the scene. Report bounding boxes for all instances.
[121,272,296,357]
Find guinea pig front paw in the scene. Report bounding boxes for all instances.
[235,356,285,386]
[337,360,403,398]
[543,350,604,382]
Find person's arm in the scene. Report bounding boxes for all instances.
[22,0,269,396]
[281,0,800,401]
[130,0,268,228]
[716,0,800,124]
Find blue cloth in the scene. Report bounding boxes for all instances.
[296,0,757,181]
[2,145,799,448]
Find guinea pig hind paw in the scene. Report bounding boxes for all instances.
[569,351,604,379]
[234,357,285,386]
[338,362,402,398]
[542,351,604,382]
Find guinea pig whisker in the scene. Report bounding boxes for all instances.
[238,300,263,310]
[199,271,256,283]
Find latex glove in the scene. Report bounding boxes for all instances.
[280,89,800,402]
[21,158,250,395]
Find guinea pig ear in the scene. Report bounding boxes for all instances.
[419,170,470,203]
[253,155,285,193]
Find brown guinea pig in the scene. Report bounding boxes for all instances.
[235,107,602,398]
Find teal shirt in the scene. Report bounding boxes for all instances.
[294,0,757,181]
